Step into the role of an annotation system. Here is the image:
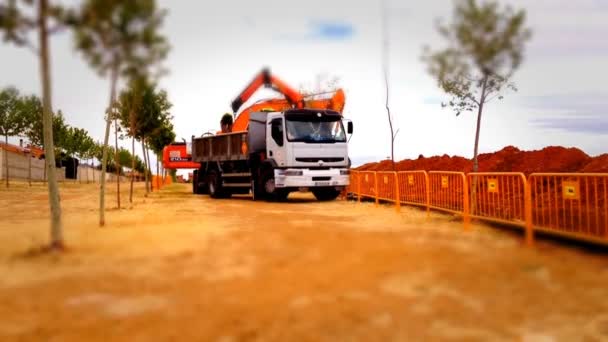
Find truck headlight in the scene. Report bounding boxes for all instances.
[285,170,303,176]
[340,169,350,175]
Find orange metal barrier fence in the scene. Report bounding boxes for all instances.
[348,170,608,246]
[467,173,528,226]
[376,172,398,203]
[397,171,429,211]
[428,172,469,226]
[529,173,608,245]
[358,171,377,202]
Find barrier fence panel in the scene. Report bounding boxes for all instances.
[428,171,468,214]
[346,171,359,196]
[358,171,376,200]
[467,173,527,227]
[397,171,429,210]
[376,172,398,203]
[529,173,608,244]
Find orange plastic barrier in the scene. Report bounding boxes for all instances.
[397,171,429,213]
[151,175,172,190]
[528,173,608,245]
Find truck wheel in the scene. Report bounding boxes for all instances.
[208,170,224,199]
[261,169,288,202]
[312,188,341,201]
[252,180,264,201]
[192,170,199,194]
[193,169,209,195]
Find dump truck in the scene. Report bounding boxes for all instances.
[191,108,352,201]
[190,69,353,201]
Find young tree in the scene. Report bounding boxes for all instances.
[117,76,147,202]
[148,123,175,189]
[73,0,169,226]
[112,106,122,208]
[23,102,68,159]
[382,0,398,170]
[422,0,531,172]
[0,0,70,248]
[0,87,28,187]
[63,126,90,182]
[78,132,95,183]
[118,77,148,197]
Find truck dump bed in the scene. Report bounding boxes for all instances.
[191,132,249,162]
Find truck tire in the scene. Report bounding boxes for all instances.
[192,170,199,194]
[207,170,222,198]
[193,169,209,195]
[261,168,288,202]
[251,180,264,201]
[208,170,230,199]
[312,188,341,201]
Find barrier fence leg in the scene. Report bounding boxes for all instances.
[374,172,379,207]
[425,172,431,220]
[394,172,400,212]
[524,181,534,246]
[357,174,362,203]
[463,175,471,231]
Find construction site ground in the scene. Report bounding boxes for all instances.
[1,182,607,341]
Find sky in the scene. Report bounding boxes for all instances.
[1,0,607,171]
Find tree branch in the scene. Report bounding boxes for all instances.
[464,93,480,106]
[22,38,40,55]
[485,92,503,103]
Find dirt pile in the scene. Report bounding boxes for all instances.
[357,146,607,174]
[580,154,608,173]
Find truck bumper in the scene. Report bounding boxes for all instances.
[274,168,350,188]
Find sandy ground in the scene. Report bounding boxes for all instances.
[1,181,608,341]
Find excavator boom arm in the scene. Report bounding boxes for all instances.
[231,68,304,113]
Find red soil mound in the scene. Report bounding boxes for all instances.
[357,146,606,175]
[580,154,608,173]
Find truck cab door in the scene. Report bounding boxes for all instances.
[267,117,287,167]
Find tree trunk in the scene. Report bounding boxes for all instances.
[114,119,121,209]
[381,0,396,171]
[156,157,160,190]
[146,145,153,192]
[99,62,119,226]
[141,138,149,194]
[470,75,489,215]
[473,75,489,173]
[130,137,135,203]
[73,156,76,183]
[39,0,63,249]
[4,134,9,187]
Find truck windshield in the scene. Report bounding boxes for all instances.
[286,117,346,143]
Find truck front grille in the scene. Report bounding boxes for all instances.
[312,177,331,181]
[296,157,344,163]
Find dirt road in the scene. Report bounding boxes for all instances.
[1,182,607,341]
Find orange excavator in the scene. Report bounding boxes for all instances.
[162,68,346,170]
[230,68,345,132]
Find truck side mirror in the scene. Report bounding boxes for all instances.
[347,121,353,134]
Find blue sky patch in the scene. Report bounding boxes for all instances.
[310,21,355,40]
